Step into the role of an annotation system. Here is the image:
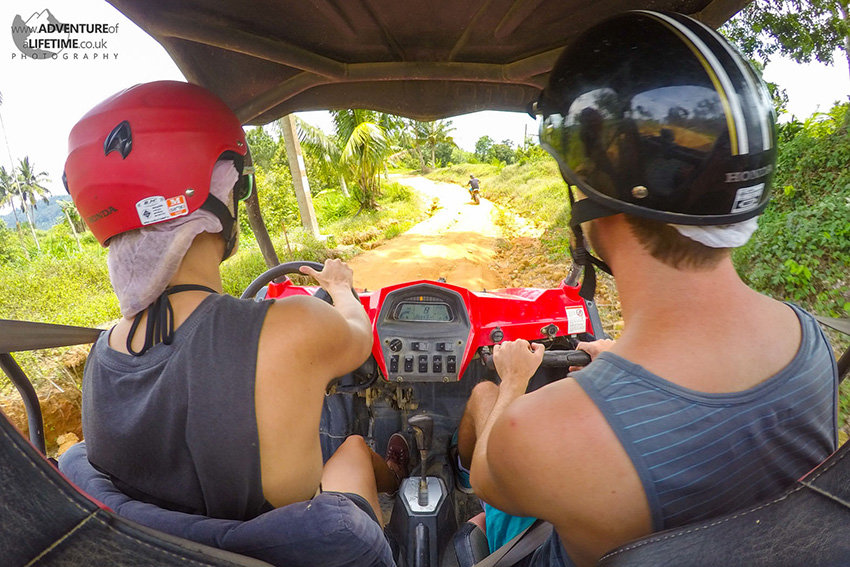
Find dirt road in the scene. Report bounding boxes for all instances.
[348,176,512,291]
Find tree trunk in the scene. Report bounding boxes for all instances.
[23,200,40,252]
[244,191,280,268]
[280,114,321,238]
[839,2,850,82]
[63,209,82,252]
[9,202,29,259]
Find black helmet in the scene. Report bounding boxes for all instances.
[536,10,777,227]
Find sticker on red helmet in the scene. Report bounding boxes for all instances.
[565,307,587,335]
[136,195,190,225]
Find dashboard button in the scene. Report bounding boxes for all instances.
[389,355,399,373]
[404,355,414,373]
[446,355,457,374]
[418,355,428,373]
[432,355,442,373]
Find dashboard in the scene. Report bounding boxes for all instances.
[375,283,471,382]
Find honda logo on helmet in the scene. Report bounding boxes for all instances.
[725,165,774,183]
[87,206,117,224]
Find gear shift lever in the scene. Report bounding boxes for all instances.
[408,414,433,506]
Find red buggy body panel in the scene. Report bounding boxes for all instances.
[266,279,593,381]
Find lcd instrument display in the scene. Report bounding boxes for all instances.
[394,301,452,322]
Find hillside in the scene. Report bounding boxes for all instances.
[1,195,70,231]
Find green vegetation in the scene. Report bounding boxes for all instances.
[722,0,850,81]
[732,104,850,320]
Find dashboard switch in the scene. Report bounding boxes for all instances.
[418,355,428,373]
[446,355,457,374]
[389,355,399,373]
[389,338,403,352]
[432,355,442,373]
[404,355,414,373]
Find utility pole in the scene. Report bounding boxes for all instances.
[279,114,320,238]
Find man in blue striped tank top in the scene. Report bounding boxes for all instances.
[460,11,839,567]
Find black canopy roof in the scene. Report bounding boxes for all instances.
[108,0,749,123]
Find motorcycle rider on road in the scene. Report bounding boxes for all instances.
[467,174,481,201]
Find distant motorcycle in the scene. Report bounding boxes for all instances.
[465,177,481,205]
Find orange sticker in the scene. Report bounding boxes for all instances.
[166,195,189,218]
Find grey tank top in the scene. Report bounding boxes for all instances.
[82,293,274,520]
[532,303,838,567]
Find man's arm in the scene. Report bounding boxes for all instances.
[254,260,373,506]
[299,259,373,374]
[469,339,543,504]
[261,259,373,384]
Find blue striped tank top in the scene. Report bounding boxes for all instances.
[572,302,838,531]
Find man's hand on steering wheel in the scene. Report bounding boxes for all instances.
[299,259,355,303]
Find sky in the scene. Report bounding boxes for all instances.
[2,0,849,201]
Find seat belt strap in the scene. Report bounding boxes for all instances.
[472,520,554,567]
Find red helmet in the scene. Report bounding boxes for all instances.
[64,80,248,246]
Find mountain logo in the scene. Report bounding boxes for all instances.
[11,9,69,59]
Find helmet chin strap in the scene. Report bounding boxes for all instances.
[567,189,614,302]
[199,193,238,261]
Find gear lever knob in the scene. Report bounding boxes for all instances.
[408,414,434,506]
[408,414,433,452]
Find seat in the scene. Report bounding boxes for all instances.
[58,442,394,567]
[0,410,270,567]
[597,441,850,566]
[449,522,490,567]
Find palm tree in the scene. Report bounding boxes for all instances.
[297,110,396,209]
[16,156,50,252]
[0,91,30,257]
[415,120,455,168]
[59,199,83,251]
[296,118,350,197]
[334,110,392,209]
[0,165,29,257]
[0,166,23,227]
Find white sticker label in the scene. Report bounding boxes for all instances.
[731,183,764,213]
[565,307,587,335]
[136,195,189,225]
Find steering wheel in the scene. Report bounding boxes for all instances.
[481,349,591,370]
[240,260,329,301]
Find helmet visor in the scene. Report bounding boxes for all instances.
[539,84,732,215]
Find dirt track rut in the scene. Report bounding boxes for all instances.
[347,176,508,291]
